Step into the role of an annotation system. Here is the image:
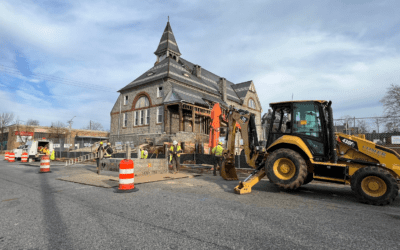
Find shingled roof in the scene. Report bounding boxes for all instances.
[154,21,181,56]
[119,21,256,107]
[232,81,252,99]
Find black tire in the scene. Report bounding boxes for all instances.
[351,166,399,206]
[265,148,308,190]
[303,173,314,185]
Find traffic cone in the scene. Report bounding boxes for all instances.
[8,153,15,162]
[115,159,138,193]
[39,155,51,173]
[4,152,9,161]
[21,152,28,163]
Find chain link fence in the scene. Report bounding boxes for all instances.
[334,116,400,153]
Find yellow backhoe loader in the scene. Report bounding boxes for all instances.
[221,100,400,205]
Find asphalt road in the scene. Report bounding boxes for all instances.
[1,157,400,250]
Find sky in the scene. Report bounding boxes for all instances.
[0,0,399,131]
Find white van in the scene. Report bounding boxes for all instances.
[25,140,54,162]
[13,145,29,160]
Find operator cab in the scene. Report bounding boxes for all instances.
[266,100,332,161]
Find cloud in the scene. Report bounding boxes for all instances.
[1,0,400,132]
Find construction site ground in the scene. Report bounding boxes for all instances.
[1,156,400,249]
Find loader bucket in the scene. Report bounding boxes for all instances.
[220,161,239,180]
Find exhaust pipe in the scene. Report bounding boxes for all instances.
[327,101,338,163]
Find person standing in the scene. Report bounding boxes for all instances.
[104,142,113,158]
[169,140,182,174]
[212,141,224,176]
[140,148,148,159]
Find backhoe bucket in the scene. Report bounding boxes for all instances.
[220,161,239,180]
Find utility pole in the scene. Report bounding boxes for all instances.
[67,116,76,147]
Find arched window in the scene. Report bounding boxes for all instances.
[135,96,150,109]
[134,96,150,126]
[248,99,256,109]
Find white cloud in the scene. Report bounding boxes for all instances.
[1,0,400,131]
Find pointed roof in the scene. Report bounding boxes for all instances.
[232,80,252,99]
[154,21,181,56]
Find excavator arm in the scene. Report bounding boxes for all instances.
[221,107,266,187]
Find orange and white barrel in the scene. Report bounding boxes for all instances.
[118,159,135,191]
[39,155,51,173]
[21,152,28,163]
[8,153,15,162]
[4,152,9,161]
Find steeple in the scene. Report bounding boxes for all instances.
[154,18,181,63]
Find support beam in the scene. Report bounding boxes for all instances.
[164,105,168,133]
[192,108,195,132]
[179,103,183,131]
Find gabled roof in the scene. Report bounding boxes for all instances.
[119,21,259,107]
[118,58,169,92]
[232,80,252,99]
[154,21,181,56]
[164,83,228,108]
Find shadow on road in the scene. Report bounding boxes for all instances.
[38,171,74,249]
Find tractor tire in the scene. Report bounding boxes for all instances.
[303,173,314,185]
[265,149,308,190]
[351,166,399,206]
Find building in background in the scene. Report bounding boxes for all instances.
[110,20,263,146]
[0,124,109,151]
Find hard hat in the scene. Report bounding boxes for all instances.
[173,140,178,145]
[218,141,223,145]
[107,142,111,145]
[100,142,103,145]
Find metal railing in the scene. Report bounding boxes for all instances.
[65,151,99,166]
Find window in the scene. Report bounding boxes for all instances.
[146,109,150,125]
[140,110,144,125]
[293,102,322,137]
[157,106,163,123]
[133,96,150,126]
[135,96,150,109]
[123,113,128,127]
[124,95,128,105]
[248,99,256,109]
[134,111,138,126]
[157,87,163,98]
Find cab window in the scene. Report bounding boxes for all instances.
[293,102,321,137]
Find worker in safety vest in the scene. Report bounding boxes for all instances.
[140,149,148,159]
[97,142,104,153]
[169,140,182,173]
[212,141,224,176]
[104,142,113,158]
[42,147,49,155]
[50,150,55,160]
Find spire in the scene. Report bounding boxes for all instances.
[154,19,181,61]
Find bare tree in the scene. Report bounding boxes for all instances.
[384,122,399,133]
[380,84,400,130]
[49,121,67,139]
[82,121,104,131]
[0,112,15,150]
[26,119,40,126]
[14,124,34,145]
[338,115,355,134]
[357,119,370,133]
[372,113,385,133]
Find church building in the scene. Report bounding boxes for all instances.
[110,20,263,146]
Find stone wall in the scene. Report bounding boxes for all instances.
[99,158,168,176]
